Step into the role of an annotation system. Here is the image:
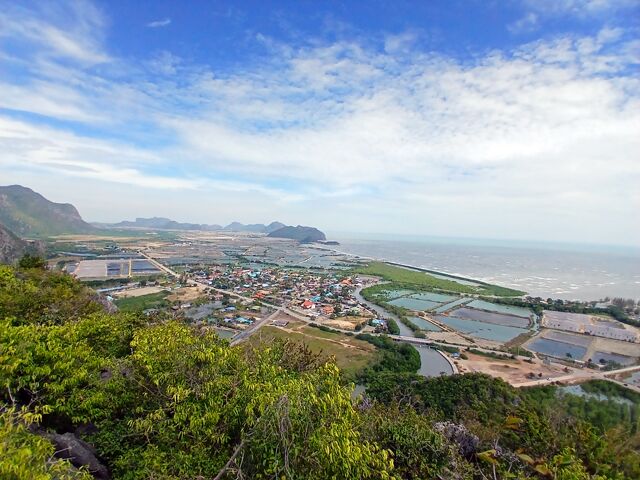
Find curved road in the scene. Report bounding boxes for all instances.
[135,253,637,389]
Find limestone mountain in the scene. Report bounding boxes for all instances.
[0,222,44,264]
[267,225,327,243]
[0,185,95,237]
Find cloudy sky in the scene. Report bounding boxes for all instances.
[1,0,638,246]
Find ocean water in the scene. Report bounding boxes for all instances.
[331,234,640,301]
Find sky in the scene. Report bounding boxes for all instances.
[0,0,639,246]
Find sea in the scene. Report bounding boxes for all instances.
[328,233,640,301]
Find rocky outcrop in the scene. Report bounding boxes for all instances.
[0,222,44,264]
[40,431,109,479]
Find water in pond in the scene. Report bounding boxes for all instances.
[466,299,532,318]
[408,316,442,331]
[434,297,472,313]
[544,330,593,347]
[450,307,529,328]
[214,328,237,340]
[416,346,454,377]
[527,338,587,359]
[559,385,633,406]
[625,371,640,386]
[389,297,440,311]
[435,315,529,342]
[408,292,457,303]
[591,351,635,366]
[382,289,416,299]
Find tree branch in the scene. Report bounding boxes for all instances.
[213,440,245,480]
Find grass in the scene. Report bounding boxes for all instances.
[114,291,170,312]
[249,326,381,378]
[354,261,524,297]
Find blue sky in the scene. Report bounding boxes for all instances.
[0,0,638,245]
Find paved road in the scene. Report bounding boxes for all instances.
[230,308,282,346]
[133,253,640,393]
[138,252,180,278]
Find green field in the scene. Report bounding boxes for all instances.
[355,261,524,297]
[114,291,170,312]
[249,326,380,378]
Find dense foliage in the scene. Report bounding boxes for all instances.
[1,263,638,479]
[355,334,421,375]
[363,372,640,479]
[0,264,104,325]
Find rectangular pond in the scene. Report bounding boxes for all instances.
[435,314,529,342]
[382,289,417,299]
[389,297,441,311]
[591,351,636,366]
[544,330,593,347]
[466,299,532,318]
[449,307,529,328]
[408,316,442,332]
[434,298,472,314]
[408,292,457,303]
[526,338,587,359]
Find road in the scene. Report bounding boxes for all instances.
[230,308,283,346]
[133,252,640,392]
[138,251,180,278]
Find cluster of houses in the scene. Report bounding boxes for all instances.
[191,265,377,323]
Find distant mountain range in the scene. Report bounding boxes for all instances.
[0,185,328,244]
[105,217,223,231]
[103,218,289,234]
[0,185,95,237]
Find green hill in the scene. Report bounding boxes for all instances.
[0,185,95,237]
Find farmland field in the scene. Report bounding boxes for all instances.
[248,326,380,378]
[114,291,170,312]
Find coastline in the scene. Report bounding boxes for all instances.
[318,243,517,293]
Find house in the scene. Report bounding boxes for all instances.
[302,300,315,310]
[321,305,334,316]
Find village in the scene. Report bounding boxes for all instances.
[191,265,387,332]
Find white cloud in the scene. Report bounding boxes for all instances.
[521,0,638,17]
[0,0,110,65]
[0,1,638,244]
[508,12,539,34]
[510,0,638,35]
[147,18,171,28]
